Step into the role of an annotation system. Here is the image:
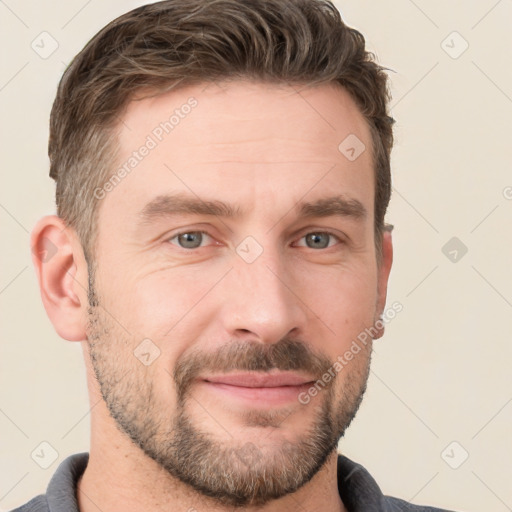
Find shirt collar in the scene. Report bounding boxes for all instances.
[45,452,385,512]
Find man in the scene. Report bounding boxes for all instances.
[14,0,457,511]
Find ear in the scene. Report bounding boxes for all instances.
[373,228,393,340]
[30,215,89,341]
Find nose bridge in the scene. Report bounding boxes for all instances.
[222,241,306,342]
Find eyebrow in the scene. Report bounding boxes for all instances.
[137,192,367,225]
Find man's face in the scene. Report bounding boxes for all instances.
[85,81,388,506]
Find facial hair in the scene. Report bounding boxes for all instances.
[85,277,372,507]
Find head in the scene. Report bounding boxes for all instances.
[32,0,394,507]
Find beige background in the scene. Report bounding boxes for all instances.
[1,1,511,510]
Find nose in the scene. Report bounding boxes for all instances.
[217,247,309,344]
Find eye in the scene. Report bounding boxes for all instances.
[166,230,342,251]
[168,231,214,249]
[296,232,341,249]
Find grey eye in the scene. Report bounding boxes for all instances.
[304,233,331,249]
[175,231,204,249]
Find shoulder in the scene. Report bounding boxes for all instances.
[8,453,88,512]
[381,495,459,511]
[9,494,49,512]
[337,454,459,512]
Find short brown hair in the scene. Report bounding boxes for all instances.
[49,0,393,263]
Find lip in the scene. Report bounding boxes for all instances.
[199,372,316,406]
[203,372,314,388]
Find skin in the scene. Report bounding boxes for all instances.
[31,80,393,512]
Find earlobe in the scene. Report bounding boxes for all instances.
[30,216,89,341]
[374,228,394,340]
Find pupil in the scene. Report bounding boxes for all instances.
[180,232,201,248]
[307,233,328,249]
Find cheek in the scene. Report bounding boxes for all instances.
[297,262,378,342]
[124,268,225,340]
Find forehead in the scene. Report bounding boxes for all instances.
[99,81,374,227]
[125,80,370,149]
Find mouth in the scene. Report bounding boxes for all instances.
[199,371,316,406]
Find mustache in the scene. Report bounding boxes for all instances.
[173,338,334,402]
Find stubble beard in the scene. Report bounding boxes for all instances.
[85,279,371,507]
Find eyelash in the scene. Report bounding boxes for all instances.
[166,230,343,250]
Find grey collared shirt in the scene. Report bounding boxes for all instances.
[10,452,458,511]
